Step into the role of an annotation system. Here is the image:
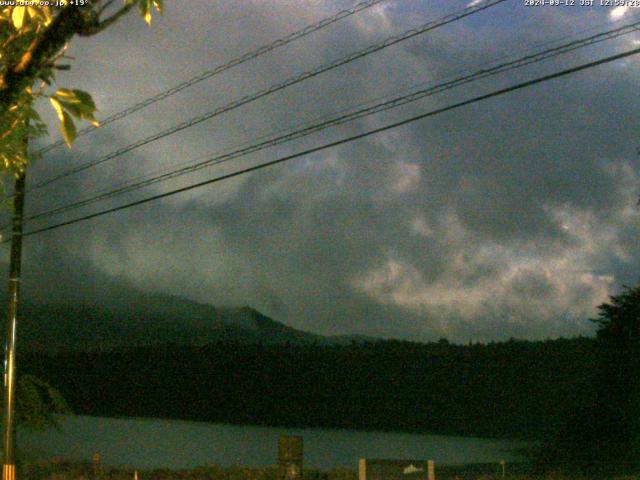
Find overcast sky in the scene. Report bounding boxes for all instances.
[4,0,640,342]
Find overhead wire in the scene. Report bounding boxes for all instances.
[28,0,509,192]
[35,0,395,156]
[13,44,640,240]
[31,9,640,205]
[20,18,640,225]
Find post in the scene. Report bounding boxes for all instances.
[427,460,435,480]
[358,459,367,480]
[92,452,101,479]
[2,170,26,480]
[278,435,303,480]
[500,460,506,479]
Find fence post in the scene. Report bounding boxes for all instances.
[278,435,303,480]
[92,452,101,479]
[427,460,435,480]
[358,459,367,480]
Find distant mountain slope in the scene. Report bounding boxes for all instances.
[6,293,332,352]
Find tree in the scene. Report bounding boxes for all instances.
[0,1,163,472]
[10,375,69,431]
[538,284,640,475]
[0,0,163,176]
[591,284,640,473]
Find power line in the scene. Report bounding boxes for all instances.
[21,18,640,224]
[28,0,508,192]
[15,45,640,240]
[29,10,640,208]
[35,0,394,156]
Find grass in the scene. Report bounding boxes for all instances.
[17,459,640,480]
[19,460,358,480]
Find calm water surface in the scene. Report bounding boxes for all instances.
[19,416,526,470]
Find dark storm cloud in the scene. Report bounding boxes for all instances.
[4,0,639,342]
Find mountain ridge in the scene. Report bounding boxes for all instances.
[4,292,373,352]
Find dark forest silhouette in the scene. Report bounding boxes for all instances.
[23,337,597,439]
[539,284,640,475]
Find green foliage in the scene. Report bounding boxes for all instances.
[0,1,162,175]
[49,88,98,147]
[0,374,71,431]
[0,100,44,176]
[136,0,163,25]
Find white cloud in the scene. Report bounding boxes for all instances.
[353,3,394,34]
[609,5,640,20]
[19,1,640,342]
[352,201,624,333]
[411,216,433,237]
[611,6,629,20]
[392,162,421,193]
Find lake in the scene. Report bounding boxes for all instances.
[19,415,527,470]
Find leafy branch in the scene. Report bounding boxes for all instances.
[0,0,163,176]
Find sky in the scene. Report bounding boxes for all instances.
[3,0,640,343]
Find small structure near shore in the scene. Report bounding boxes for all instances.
[359,459,435,480]
[358,459,513,480]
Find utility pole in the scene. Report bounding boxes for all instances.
[2,143,27,480]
